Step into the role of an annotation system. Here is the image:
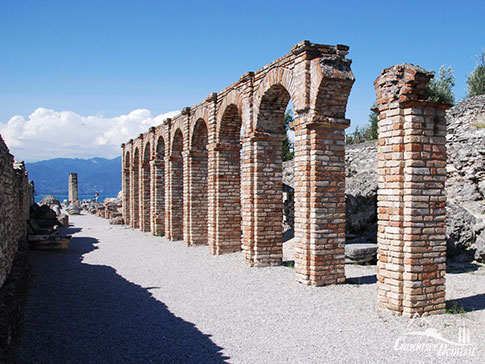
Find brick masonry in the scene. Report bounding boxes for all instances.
[121,41,355,286]
[0,135,31,288]
[0,134,32,361]
[374,64,450,316]
[117,46,450,311]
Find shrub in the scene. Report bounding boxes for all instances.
[467,51,485,97]
[426,65,455,104]
[282,110,294,161]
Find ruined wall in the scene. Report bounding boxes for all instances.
[0,136,30,288]
[0,134,32,361]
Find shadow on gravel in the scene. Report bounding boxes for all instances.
[17,235,229,364]
[446,261,481,274]
[65,227,82,234]
[449,293,485,313]
[346,275,377,285]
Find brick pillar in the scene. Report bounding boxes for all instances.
[241,132,283,266]
[130,153,140,229]
[293,119,347,286]
[187,151,208,245]
[208,143,242,254]
[167,153,183,240]
[140,163,151,232]
[150,159,164,235]
[122,165,130,225]
[121,144,130,226]
[374,64,450,316]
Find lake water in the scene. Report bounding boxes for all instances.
[34,194,118,203]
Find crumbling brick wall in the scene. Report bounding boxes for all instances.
[0,136,30,288]
[0,134,32,361]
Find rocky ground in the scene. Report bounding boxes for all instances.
[16,213,485,364]
[284,95,485,263]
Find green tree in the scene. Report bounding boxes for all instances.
[364,108,378,141]
[467,51,485,97]
[426,65,455,104]
[282,110,294,161]
[346,105,378,144]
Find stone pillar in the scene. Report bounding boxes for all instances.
[293,118,347,286]
[68,173,78,202]
[186,151,208,245]
[241,132,283,266]
[208,143,242,254]
[150,159,164,235]
[374,64,450,316]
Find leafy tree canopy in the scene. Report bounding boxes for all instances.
[467,51,485,97]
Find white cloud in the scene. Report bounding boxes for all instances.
[0,108,179,162]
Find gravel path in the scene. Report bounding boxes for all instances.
[17,213,485,364]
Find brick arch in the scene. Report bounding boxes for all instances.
[218,104,242,144]
[143,141,151,164]
[190,118,208,152]
[124,150,131,168]
[252,67,299,130]
[171,127,184,154]
[313,78,354,120]
[155,135,165,159]
[190,106,210,145]
[217,90,248,139]
[255,83,291,135]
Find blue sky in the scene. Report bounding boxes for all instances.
[0,0,484,161]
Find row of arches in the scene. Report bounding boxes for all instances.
[121,41,355,287]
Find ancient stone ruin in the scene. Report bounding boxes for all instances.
[68,172,78,203]
[0,135,32,360]
[120,42,452,316]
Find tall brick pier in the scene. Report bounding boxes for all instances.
[374,64,451,316]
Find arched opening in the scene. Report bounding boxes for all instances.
[169,129,184,240]
[132,147,140,229]
[123,151,131,225]
[188,119,208,245]
[249,83,292,266]
[211,103,242,254]
[152,136,165,235]
[140,142,151,232]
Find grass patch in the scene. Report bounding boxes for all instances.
[282,261,294,268]
[472,122,485,128]
[446,301,466,315]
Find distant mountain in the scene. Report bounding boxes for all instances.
[26,156,121,196]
